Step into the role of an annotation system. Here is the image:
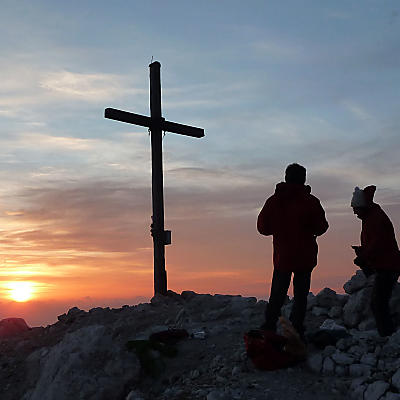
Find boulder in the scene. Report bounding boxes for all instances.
[343,285,373,328]
[0,318,30,338]
[349,364,372,377]
[322,356,335,375]
[364,380,390,400]
[23,325,140,400]
[331,351,355,365]
[343,270,368,294]
[316,288,341,308]
[383,393,400,400]
[328,306,342,319]
[307,353,323,373]
[391,368,400,391]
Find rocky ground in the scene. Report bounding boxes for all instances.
[1,271,400,400]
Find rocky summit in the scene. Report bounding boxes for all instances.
[1,271,400,400]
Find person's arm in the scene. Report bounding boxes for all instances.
[257,197,275,236]
[310,198,329,236]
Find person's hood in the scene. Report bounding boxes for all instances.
[274,182,311,198]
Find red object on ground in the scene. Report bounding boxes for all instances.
[244,329,297,370]
[0,318,30,338]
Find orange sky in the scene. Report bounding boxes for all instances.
[1,185,385,327]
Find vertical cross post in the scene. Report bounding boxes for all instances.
[104,61,204,297]
[149,61,167,295]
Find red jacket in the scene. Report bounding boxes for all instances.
[361,203,400,272]
[257,182,329,272]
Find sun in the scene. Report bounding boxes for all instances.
[7,281,35,302]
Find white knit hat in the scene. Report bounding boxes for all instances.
[351,186,366,207]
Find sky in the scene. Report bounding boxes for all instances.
[0,0,399,326]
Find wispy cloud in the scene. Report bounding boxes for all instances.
[342,100,372,121]
[40,70,147,101]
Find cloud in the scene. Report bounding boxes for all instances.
[40,70,147,102]
[342,100,372,121]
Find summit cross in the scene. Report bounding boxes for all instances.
[104,61,204,296]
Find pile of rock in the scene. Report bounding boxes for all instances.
[303,270,400,400]
[1,271,400,400]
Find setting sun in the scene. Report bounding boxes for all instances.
[7,282,35,302]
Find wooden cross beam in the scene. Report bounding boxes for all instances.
[104,61,204,296]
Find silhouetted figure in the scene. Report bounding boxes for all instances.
[351,185,400,337]
[257,163,329,337]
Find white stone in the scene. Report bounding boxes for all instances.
[331,351,355,365]
[207,388,229,399]
[364,381,390,400]
[322,356,335,375]
[360,353,377,367]
[307,353,323,373]
[350,377,368,391]
[348,345,366,359]
[312,306,329,316]
[316,288,338,308]
[343,270,368,294]
[383,393,400,400]
[190,369,200,379]
[335,365,347,377]
[23,325,140,400]
[343,286,373,328]
[351,383,366,399]
[358,318,376,331]
[391,368,400,391]
[320,319,346,331]
[231,366,241,376]
[323,345,336,357]
[349,364,372,377]
[126,390,145,400]
[328,306,342,318]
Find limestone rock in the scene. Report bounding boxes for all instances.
[364,380,390,400]
[23,325,140,400]
[331,351,355,365]
[391,368,400,391]
[328,306,342,319]
[383,393,400,400]
[0,318,30,338]
[343,270,368,294]
[349,364,372,378]
[307,353,323,373]
[343,285,373,328]
[360,353,377,367]
[322,356,335,375]
[312,306,329,317]
[316,288,339,308]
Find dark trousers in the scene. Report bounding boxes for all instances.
[361,266,399,336]
[263,269,311,336]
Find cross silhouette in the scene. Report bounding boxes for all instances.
[104,61,204,295]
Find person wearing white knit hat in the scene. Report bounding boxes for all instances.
[351,185,400,336]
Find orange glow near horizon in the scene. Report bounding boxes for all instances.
[5,281,36,302]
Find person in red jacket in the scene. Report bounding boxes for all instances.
[351,185,400,336]
[257,163,329,337]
